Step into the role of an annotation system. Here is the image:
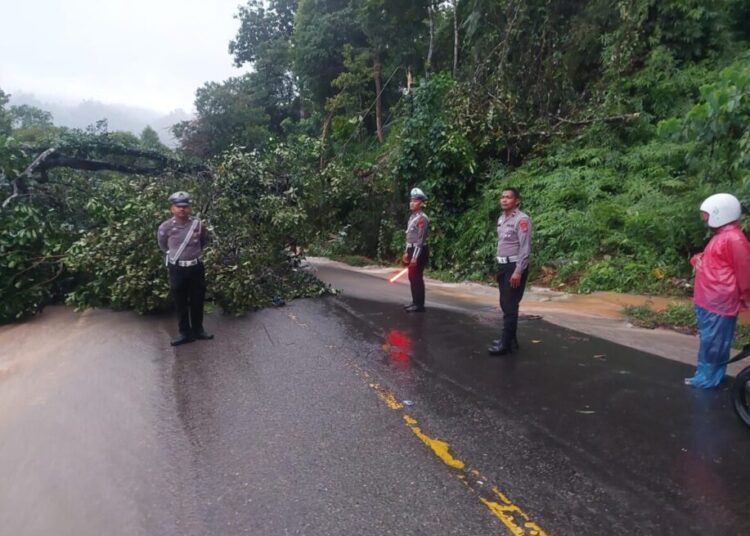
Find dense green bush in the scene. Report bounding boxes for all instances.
[203,146,331,314]
[0,135,74,322]
[64,179,174,313]
[0,202,67,321]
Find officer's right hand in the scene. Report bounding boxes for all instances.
[402,255,410,266]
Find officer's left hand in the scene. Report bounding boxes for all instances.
[510,272,522,288]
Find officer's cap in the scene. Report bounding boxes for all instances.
[169,191,192,206]
[410,187,427,201]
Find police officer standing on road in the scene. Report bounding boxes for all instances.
[157,191,214,346]
[402,188,430,313]
[488,187,532,356]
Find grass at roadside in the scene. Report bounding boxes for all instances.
[425,269,493,284]
[328,254,382,267]
[623,303,750,347]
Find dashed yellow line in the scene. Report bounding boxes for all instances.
[480,487,547,536]
[369,383,404,410]
[403,415,465,469]
[365,379,548,536]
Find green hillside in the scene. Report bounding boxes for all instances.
[2,0,749,321]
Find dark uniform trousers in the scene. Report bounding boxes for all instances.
[497,261,528,343]
[168,262,207,336]
[407,245,429,308]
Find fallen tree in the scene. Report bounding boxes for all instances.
[0,132,330,323]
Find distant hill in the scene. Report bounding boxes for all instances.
[8,92,192,147]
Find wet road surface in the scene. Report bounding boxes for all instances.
[2,266,750,535]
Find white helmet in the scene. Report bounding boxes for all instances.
[700,193,742,228]
[410,187,426,201]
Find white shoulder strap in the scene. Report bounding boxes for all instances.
[168,218,199,264]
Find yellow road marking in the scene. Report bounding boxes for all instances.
[365,381,548,536]
[403,415,465,469]
[479,486,547,536]
[369,383,404,409]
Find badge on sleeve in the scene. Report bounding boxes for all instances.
[418,218,426,228]
[519,219,529,232]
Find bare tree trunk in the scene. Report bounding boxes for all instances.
[427,3,434,72]
[299,92,305,121]
[3,145,207,209]
[374,59,384,143]
[296,76,306,120]
[406,67,413,94]
[319,112,333,170]
[453,0,459,77]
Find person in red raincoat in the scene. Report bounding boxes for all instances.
[686,193,750,388]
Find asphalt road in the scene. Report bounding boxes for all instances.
[1,264,749,535]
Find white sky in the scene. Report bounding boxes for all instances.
[0,0,247,114]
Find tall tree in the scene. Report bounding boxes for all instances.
[0,90,11,135]
[9,104,53,130]
[230,0,296,66]
[357,0,430,141]
[230,0,299,128]
[293,0,366,111]
[139,125,165,150]
[452,0,459,77]
[173,76,271,158]
[426,2,435,71]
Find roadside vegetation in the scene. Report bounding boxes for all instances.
[2,0,749,327]
[624,303,750,347]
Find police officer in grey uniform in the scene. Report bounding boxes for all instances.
[488,187,532,355]
[402,188,430,313]
[157,191,213,346]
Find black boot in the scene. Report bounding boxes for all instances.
[488,334,515,356]
[171,333,195,346]
[193,330,214,340]
[491,337,519,350]
[488,342,512,355]
[405,304,426,313]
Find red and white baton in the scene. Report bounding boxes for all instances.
[389,267,408,283]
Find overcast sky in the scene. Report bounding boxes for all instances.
[0,0,247,114]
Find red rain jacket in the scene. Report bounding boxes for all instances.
[691,222,750,316]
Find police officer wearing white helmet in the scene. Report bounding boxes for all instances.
[686,193,750,388]
[402,187,430,312]
[157,191,214,346]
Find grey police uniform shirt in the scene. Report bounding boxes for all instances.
[157,216,208,262]
[496,209,532,273]
[405,210,430,260]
